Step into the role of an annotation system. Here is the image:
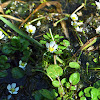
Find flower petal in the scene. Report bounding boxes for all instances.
[50,41,55,47]
[46,42,49,48]
[7,84,11,90]
[19,60,22,65]
[15,87,19,92]
[9,91,13,94]
[54,44,58,50]
[11,83,16,88]
[12,91,18,94]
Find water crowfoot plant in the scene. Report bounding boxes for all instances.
[46,41,58,53]
[26,24,36,34]
[19,60,27,70]
[7,83,19,94]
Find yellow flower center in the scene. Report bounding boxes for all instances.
[21,63,25,67]
[28,29,33,33]
[0,36,1,39]
[72,17,76,20]
[11,88,15,92]
[49,47,54,52]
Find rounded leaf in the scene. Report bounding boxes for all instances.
[39,89,54,100]
[61,78,67,85]
[46,65,63,79]
[69,72,80,85]
[91,88,99,99]
[65,82,70,88]
[11,67,25,79]
[79,90,84,97]
[52,80,60,87]
[93,80,100,89]
[58,87,64,96]
[63,40,70,47]
[70,86,76,90]
[0,70,8,78]
[84,87,94,97]
[80,97,87,100]
[69,62,80,69]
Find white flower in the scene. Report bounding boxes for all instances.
[70,13,78,21]
[71,21,83,27]
[95,0,100,10]
[95,26,100,34]
[46,41,58,53]
[26,25,36,34]
[7,83,19,94]
[75,27,83,32]
[37,21,41,26]
[0,31,4,39]
[71,21,78,26]
[19,60,27,70]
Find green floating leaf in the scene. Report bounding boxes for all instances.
[57,97,62,100]
[80,97,87,100]
[65,82,70,88]
[52,80,60,87]
[69,72,80,85]
[69,62,80,69]
[93,80,100,89]
[0,70,8,78]
[0,55,8,64]
[11,67,25,79]
[0,16,43,48]
[84,87,94,97]
[58,87,64,96]
[39,89,54,100]
[70,86,76,90]
[91,97,98,100]
[0,63,10,70]
[61,78,67,85]
[2,45,14,54]
[46,64,63,79]
[79,90,84,97]
[91,88,99,99]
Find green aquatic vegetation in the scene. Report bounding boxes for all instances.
[0,0,100,99]
[79,80,100,100]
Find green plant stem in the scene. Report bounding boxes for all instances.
[75,32,84,46]
[49,28,54,41]
[0,16,44,48]
[84,0,87,5]
[53,17,67,27]
[29,16,45,24]
[89,68,100,70]
[31,69,53,81]
[77,50,82,61]
[57,76,65,95]
[54,55,65,96]
[72,3,85,14]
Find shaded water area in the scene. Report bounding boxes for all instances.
[0,0,100,100]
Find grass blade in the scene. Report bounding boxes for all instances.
[0,16,43,48]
